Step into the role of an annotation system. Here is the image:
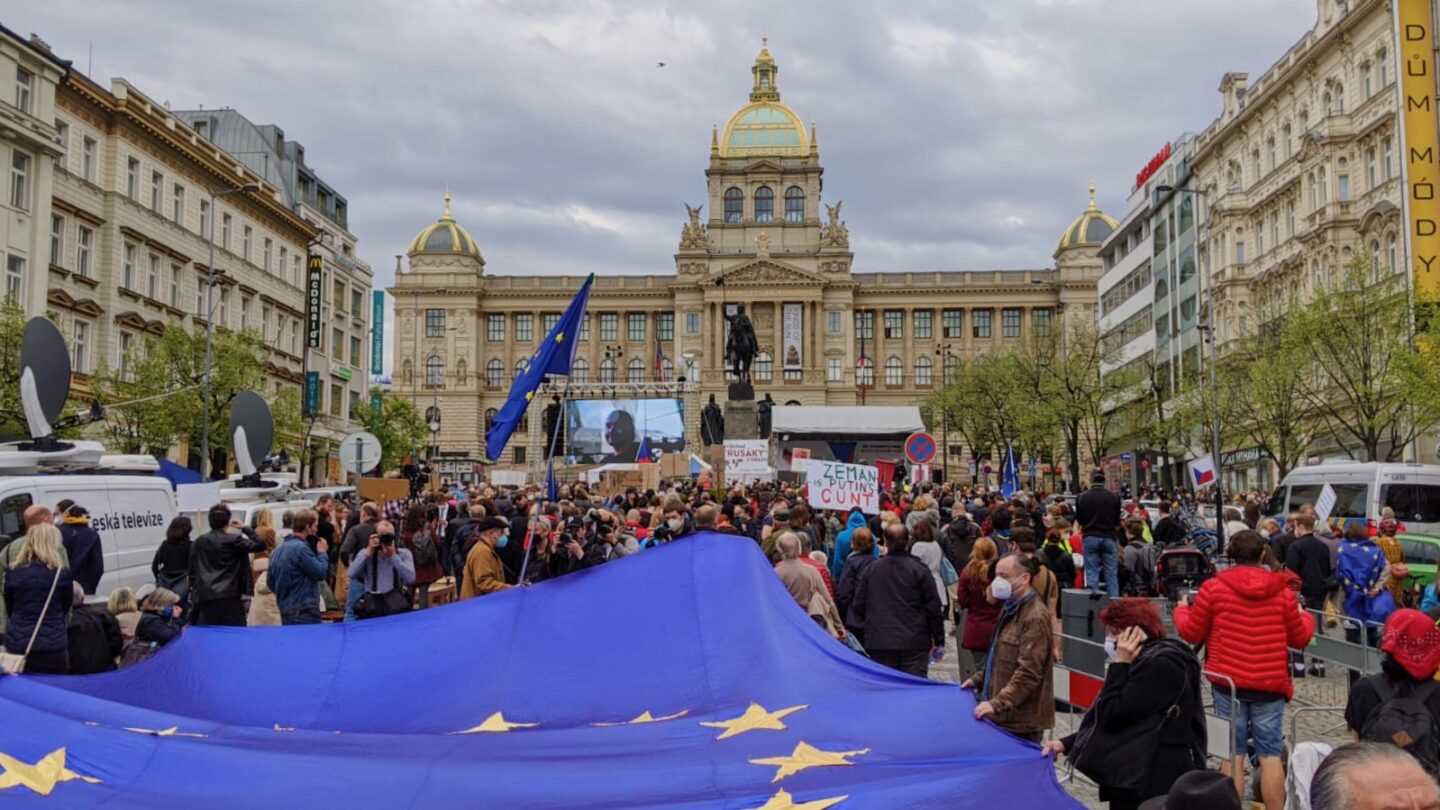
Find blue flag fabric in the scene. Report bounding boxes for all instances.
[1001,445,1020,500]
[545,456,559,502]
[485,274,593,461]
[0,534,1079,808]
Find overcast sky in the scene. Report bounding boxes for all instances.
[11,0,1317,367]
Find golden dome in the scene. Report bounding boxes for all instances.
[408,191,484,261]
[718,38,809,158]
[1056,184,1118,252]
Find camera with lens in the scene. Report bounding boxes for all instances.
[378,532,397,547]
[651,524,673,543]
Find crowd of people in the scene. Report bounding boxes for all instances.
[0,471,1437,808]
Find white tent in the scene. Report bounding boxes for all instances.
[771,406,925,437]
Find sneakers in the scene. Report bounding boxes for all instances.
[1292,663,1307,679]
[1309,661,1326,678]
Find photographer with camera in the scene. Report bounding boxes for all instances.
[347,520,416,620]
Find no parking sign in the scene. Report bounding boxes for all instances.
[904,432,937,465]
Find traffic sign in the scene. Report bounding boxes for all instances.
[904,431,937,465]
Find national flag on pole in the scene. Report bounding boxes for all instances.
[1188,455,1216,489]
[635,436,654,464]
[655,334,669,382]
[545,456,559,502]
[1001,445,1020,500]
[485,274,594,460]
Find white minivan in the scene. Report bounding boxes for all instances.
[0,473,178,598]
[1267,462,1440,534]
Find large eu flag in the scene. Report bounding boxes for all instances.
[485,274,593,461]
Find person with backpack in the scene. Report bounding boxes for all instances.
[1121,518,1158,597]
[402,505,443,609]
[1038,529,1077,595]
[1338,521,1395,685]
[1343,608,1440,776]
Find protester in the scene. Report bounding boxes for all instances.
[2,524,74,675]
[1134,770,1243,810]
[108,587,142,644]
[151,516,193,601]
[1374,519,1409,607]
[458,517,511,600]
[1309,741,1440,810]
[134,588,184,648]
[1343,609,1440,774]
[1152,501,1186,549]
[849,524,945,676]
[340,502,382,566]
[835,527,876,640]
[1174,529,1315,810]
[773,531,841,635]
[1121,518,1158,596]
[59,504,104,595]
[830,509,871,583]
[402,506,444,609]
[0,505,67,635]
[1077,469,1122,597]
[964,553,1055,741]
[1338,521,1393,679]
[349,520,417,616]
[1042,599,1206,808]
[66,581,122,674]
[266,508,331,625]
[1285,513,1333,678]
[909,521,950,616]
[188,504,266,627]
[956,537,1001,683]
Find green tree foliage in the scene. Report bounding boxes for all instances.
[349,390,428,474]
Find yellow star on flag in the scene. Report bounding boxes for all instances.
[748,741,870,783]
[699,702,808,740]
[525,391,534,401]
[122,726,207,738]
[555,332,564,343]
[0,748,101,796]
[747,787,848,810]
[452,712,540,734]
[593,709,690,727]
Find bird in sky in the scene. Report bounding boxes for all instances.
[657,61,666,68]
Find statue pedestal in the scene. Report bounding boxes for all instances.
[725,401,760,441]
[728,382,753,402]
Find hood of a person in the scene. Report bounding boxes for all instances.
[1215,564,1290,600]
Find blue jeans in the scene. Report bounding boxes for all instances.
[344,580,364,622]
[1082,535,1119,597]
[280,604,322,625]
[1212,686,1286,757]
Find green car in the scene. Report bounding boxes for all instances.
[1397,533,1440,590]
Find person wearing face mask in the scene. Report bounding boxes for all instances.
[1041,599,1206,809]
[661,504,694,540]
[962,553,1054,741]
[459,518,513,600]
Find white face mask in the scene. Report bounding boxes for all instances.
[667,518,684,532]
[1104,636,1118,661]
[990,574,1013,601]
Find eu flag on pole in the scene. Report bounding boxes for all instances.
[545,456,559,502]
[1001,445,1020,499]
[485,274,594,461]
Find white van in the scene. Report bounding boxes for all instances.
[1266,462,1440,534]
[0,473,177,598]
[183,498,315,539]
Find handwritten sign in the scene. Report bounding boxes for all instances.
[807,460,880,515]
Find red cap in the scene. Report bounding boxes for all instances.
[1381,609,1440,680]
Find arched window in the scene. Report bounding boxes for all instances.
[425,355,444,387]
[784,186,804,222]
[627,357,645,382]
[724,187,743,223]
[754,186,774,223]
[572,357,590,382]
[943,354,960,383]
[914,356,933,387]
[754,352,773,382]
[599,358,617,383]
[486,358,502,389]
[885,356,903,386]
[1388,232,1399,274]
[484,408,497,432]
[515,358,528,382]
[856,357,874,387]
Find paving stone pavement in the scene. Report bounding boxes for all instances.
[924,621,1355,808]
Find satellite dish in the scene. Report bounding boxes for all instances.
[228,391,274,477]
[339,431,382,476]
[18,317,71,440]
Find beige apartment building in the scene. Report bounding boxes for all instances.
[392,43,1112,477]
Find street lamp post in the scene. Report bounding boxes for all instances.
[1157,184,1224,547]
[935,343,955,483]
[200,182,260,481]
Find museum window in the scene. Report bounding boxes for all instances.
[942,309,963,338]
[754,352,773,382]
[484,408,497,432]
[884,310,903,339]
[426,309,446,337]
[600,312,618,342]
[486,358,502,389]
[943,354,960,383]
[724,187,743,223]
[686,312,700,335]
[1032,308,1053,337]
[599,358,617,383]
[513,448,526,465]
[827,310,841,333]
[515,313,534,342]
[856,357,874,386]
[627,312,646,342]
[580,313,591,341]
[854,310,874,340]
[425,356,444,387]
[1001,308,1021,338]
[657,312,674,341]
[516,358,529,381]
[542,313,559,334]
[487,313,505,342]
[914,356,933,386]
[972,309,992,339]
[754,186,774,223]
[827,357,842,382]
[627,358,645,382]
[884,356,903,386]
[572,358,589,382]
[913,310,932,339]
[784,186,804,222]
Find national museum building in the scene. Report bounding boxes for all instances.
[390,43,1114,476]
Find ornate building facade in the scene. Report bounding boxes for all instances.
[391,43,1112,476]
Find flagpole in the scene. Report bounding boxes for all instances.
[519,381,569,585]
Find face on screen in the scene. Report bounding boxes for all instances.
[605,410,635,450]
[567,399,685,463]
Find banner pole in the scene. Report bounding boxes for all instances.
[519,382,569,584]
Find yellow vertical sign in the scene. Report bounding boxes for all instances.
[1398,0,1440,298]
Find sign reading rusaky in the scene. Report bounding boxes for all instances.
[807,460,880,514]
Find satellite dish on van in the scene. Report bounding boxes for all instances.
[339,431,382,477]
[228,391,274,478]
[18,317,71,441]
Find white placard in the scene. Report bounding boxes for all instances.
[1314,483,1337,526]
[806,460,880,515]
[176,482,223,513]
[724,439,770,475]
[490,470,528,487]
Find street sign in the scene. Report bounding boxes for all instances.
[1027,458,1037,478]
[1120,452,1133,461]
[904,431,937,465]
[339,430,382,477]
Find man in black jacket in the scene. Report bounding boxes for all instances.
[1152,501,1186,549]
[1076,470,1122,597]
[1285,513,1331,677]
[850,524,945,676]
[66,581,122,674]
[188,504,266,627]
[59,505,104,595]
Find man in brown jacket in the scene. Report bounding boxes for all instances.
[460,518,513,600]
[962,553,1055,741]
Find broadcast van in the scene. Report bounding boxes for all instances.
[1267,462,1440,534]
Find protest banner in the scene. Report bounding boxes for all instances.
[806,460,880,514]
[724,439,770,483]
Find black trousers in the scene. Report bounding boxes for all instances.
[870,648,930,677]
[192,597,246,627]
[21,647,68,675]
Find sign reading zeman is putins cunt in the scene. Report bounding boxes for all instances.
[807,460,880,515]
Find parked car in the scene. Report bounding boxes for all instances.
[1397,533,1440,590]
